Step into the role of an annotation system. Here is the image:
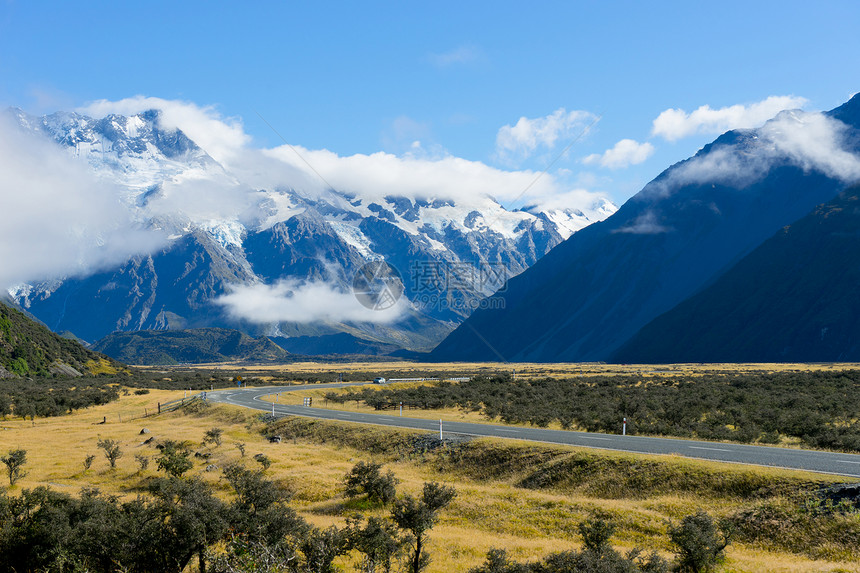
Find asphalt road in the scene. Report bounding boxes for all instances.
[208,383,860,478]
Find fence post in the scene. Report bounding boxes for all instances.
[158,402,161,414]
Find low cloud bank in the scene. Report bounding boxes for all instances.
[215,279,408,325]
[0,115,166,289]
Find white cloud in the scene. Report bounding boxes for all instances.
[79,96,250,164]
[655,110,860,194]
[583,139,655,169]
[380,115,434,154]
[5,96,615,294]
[428,45,482,67]
[260,143,611,213]
[613,211,669,234]
[651,95,808,141]
[75,97,610,218]
[761,110,860,181]
[495,108,596,163]
[0,115,166,289]
[215,279,407,324]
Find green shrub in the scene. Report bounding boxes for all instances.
[668,511,730,572]
[344,461,398,505]
[96,438,122,469]
[1,449,27,485]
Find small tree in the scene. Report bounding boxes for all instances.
[579,516,616,555]
[83,454,96,473]
[344,461,398,505]
[156,440,193,478]
[135,453,150,472]
[203,427,223,447]
[347,515,403,573]
[467,549,529,573]
[1,449,27,485]
[235,442,246,457]
[97,438,123,469]
[299,525,349,573]
[668,511,731,573]
[254,454,272,470]
[221,464,305,547]
[391,482,456,573]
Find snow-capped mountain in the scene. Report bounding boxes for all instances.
[432,94,860,362]
[7,107,616,353]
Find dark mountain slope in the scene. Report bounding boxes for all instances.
[431,94,860,362]
[17,230,257,342]
[0,302,118,377]
[614,185,860,363]
[92,328,289,365]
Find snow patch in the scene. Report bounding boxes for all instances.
[198,220,246,248]
[328,221,377,259]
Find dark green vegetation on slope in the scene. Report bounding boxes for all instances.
[0,302,117,378]
[614,184,860,363]
[0,368,271,419]
[325,371,860,451]
[0,377,120,418]
[92,328,290,365]
[0,365,473,420]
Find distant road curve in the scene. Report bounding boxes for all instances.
[208,384,860,479]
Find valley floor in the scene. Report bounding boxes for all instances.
[1,385,859,572]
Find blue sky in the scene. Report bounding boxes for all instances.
[1,0,859,206]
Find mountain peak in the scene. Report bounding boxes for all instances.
[431,92,860,362]
[828,91,860,127]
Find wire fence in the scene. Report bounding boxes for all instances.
[94,393,203,425]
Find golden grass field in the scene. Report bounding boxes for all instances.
[2,374,860,573]
[154,360,860,379]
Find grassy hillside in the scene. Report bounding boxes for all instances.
[0,302,119,378]
[92,327,290,365]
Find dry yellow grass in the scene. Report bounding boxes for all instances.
[1,388,859,572]
[143,360,860,380]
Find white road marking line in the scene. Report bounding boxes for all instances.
[498,429,519,433]
[836,460,860,464]
[579,436,611,441]
[689,446,732,452]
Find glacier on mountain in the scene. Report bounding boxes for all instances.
[6,106,617,352]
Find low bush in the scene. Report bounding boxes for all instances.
[326,371,860,451]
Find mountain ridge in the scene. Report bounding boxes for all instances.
[613,184,860,362]
[431,93,860,362]
[7,107,617,355]
[92,328,290,366]
[0,301,119,378]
